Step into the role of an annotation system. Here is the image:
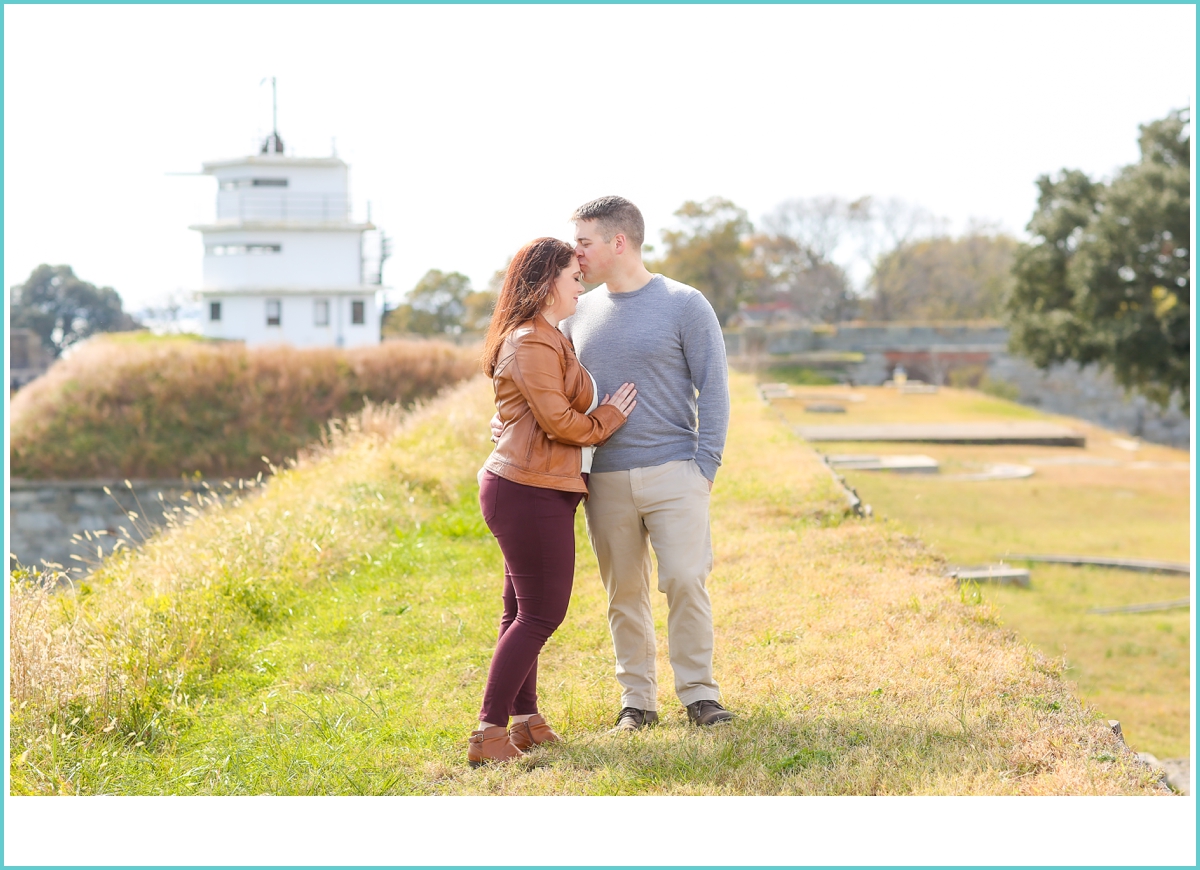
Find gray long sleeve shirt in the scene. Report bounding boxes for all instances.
[560,274,730,480]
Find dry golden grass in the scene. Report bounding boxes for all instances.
[770,382,1191,759]
[8,374,1167,795]
[10,335,480,479]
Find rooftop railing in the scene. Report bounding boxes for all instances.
[216,192,352,223]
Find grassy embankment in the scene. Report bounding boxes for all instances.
[771,384,1191,758]
[10,333,479,479]
[9,373,1163,794]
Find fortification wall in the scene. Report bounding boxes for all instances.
[9,478,218,572]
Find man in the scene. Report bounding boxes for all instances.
[560,195,733,729]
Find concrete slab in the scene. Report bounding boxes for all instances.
[1004,554,1190,575]
[827,454,939,473]
[946,565,1032,587]
[758,383,793,400]
[804,403,846,413]
[796,421,1086,447]
[792,392,866,403]
[941,463,1035,481]
[1088,598,1190,614]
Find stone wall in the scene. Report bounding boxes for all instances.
[9,478,216,571]
[724,322,1009,358]
[986,356,1190,449]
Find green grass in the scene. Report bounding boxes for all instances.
[772,384,1192,759]
[9,376,1164,795]
[758,364,839,386]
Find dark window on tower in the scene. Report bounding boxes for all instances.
[219,178,288,190]
[266,299,282,326]
[210,301,222,322]
[206,244,282,256]
[351,300,365,325]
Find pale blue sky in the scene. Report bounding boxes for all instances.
[4,3,1194,315]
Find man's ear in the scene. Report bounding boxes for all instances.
[612,233,627,255]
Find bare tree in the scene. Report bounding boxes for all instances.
[858,199,948,320]
[762,195,872,266]
[744,232,855,323]
[752,196,875,322]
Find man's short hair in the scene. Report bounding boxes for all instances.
[571,196,645,249]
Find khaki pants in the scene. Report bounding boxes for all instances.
[584,459,719,710]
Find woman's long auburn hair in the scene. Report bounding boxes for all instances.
[481,237,575,377]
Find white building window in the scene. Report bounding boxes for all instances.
[351,300,365,325]
[206,244,282,256]
[266,299,282,326]
[219,178,289,190]
[314,300,330,327]
[210,301,221,322]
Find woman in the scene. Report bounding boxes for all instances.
[470,237,637,767]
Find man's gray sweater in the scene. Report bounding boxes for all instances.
[560,274,729,481]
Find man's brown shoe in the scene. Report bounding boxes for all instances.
[508,714,561,752]
[686,699,735,727]
[468,725,524,767]
[608,707,660,733]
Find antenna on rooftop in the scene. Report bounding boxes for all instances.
[259,76,284,154]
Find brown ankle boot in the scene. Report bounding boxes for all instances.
[468,724,524,768]
[508,713,561,752]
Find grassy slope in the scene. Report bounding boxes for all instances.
[9,334,479,479]
[9,375,1163,795]
[772,385,1192,758]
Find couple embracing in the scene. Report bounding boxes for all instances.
[470,196,732,767]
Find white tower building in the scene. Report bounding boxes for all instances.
[191,129,382,348]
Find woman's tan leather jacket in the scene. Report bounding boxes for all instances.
[482,315,627,494]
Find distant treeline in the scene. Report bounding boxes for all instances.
[381,196,1020,341]
[10,335,480,480]
[385,110,1187,410]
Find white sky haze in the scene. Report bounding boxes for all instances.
[3,4,1195,313]
[3,5,1198,864]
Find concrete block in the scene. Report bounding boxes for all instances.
[947,565,1032,587]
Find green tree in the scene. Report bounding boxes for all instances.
[459,262,507,334]
[648,197,753,325]
[1008,109,1190,409]
[10,265,141,357]
[461,290,497,333]
[382,269,473,337]
[870,229,1018,321]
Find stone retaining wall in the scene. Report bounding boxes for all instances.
[9,478,217,571]
[986,355,1189,449]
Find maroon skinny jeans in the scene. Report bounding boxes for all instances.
[477,470,584,725]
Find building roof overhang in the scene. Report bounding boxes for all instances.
[196,286,387,297]
[189,221,376,233]
[201,155,347,172]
